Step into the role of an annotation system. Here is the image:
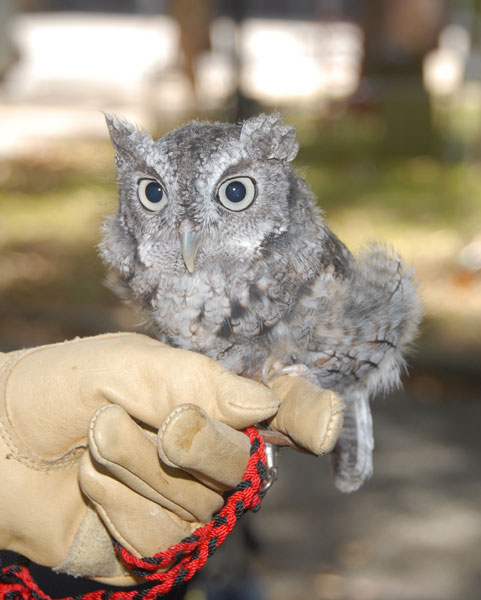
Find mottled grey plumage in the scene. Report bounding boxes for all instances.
[100,113,422,493]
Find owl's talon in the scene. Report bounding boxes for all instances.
[263,362,310,384]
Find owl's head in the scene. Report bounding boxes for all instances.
[101,113,318,282]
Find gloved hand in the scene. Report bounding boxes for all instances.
[0,332,343,586]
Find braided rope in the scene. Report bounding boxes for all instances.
[0,427,267,600]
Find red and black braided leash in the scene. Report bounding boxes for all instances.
[0,427,267,600]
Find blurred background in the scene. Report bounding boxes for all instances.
[0,1,480,599]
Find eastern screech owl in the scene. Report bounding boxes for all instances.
[100,113,421,493]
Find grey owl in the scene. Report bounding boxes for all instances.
[100,113,422,493]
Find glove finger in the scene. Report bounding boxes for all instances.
[268,375,345,455]
[88,404,224,523]
[79,451,201,558]
[86,334,280,430]
[3,333,280,460]
[158,404,251,491]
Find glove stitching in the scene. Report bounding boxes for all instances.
[89,493,199,564]
[316,395,345,454]
[90,499,141,558]
[0,335,137,468]
[157,403,198,468]
[88,405,200,523]
[0,349,86,470]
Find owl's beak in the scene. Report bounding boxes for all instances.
[180,228,202,273]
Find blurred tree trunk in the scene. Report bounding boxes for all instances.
[361,0,448,156]
[170,0,214,94]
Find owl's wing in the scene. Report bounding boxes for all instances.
[330,388,373,492]
[306,242,421,491]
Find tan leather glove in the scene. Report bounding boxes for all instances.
[268,375,344,455]
[0,332,343,586]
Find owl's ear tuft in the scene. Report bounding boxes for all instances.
[104,113,151,166]
[240,113,299,162]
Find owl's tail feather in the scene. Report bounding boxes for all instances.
[331,389,373,493]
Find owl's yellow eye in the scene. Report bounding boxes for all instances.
[217,177,256,212]
[138,178,167,212]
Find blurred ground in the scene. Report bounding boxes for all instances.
[249,390,481,600]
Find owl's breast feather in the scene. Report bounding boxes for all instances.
[145,263,302,376]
